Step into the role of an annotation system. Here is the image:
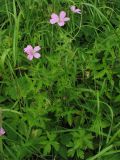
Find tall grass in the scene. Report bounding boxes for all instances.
[0,0,120,159]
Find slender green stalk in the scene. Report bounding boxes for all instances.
[87,145,113,160]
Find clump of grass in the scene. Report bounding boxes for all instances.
[0,0,120,159]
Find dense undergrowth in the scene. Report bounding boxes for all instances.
[0,0,120,159]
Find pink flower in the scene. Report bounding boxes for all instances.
[0,127,5,136]
[24,45,41,61]
[50,11,70,26]
[70,6,81,14]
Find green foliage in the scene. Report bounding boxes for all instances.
[67,129,93,159]
[0,0,120,159]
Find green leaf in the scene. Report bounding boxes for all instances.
[77,149,84,159]
[94,69,106,79]
[43,143,51,155]
[0,96,7,103]
[58,146,67,159]
[102,153,120,160]
[68,148,75,157]
[52,142,59,151]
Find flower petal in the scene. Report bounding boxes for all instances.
[24,45,33,54]
[50,19,58,24]
[75,9,81,14]
[60,11,66,19]
[34,46,41,52]
[64,17,70,22]
[70,6,75,12]
[27,54,33,60]
[51,13,59,19]
[50,13,59,24]
[33,53,41,58]
[0,127,5,136]
[58,21,65,26]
